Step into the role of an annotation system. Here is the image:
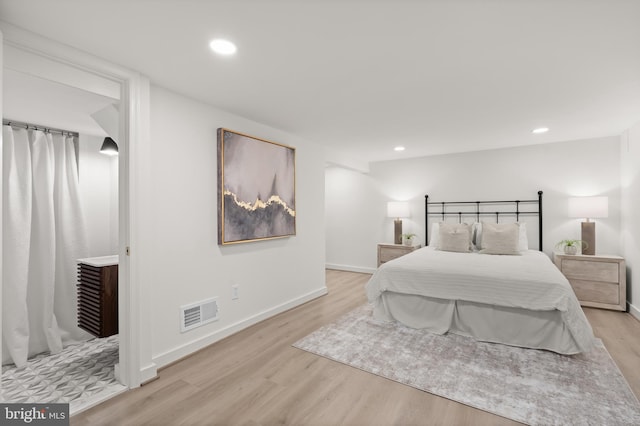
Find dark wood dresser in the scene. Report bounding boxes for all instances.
[77,255,119,338]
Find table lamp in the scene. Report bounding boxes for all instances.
[387,201,410,244]
[568,196,608,255]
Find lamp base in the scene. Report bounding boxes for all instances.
[581,221,595,255]
[394,219,402,245]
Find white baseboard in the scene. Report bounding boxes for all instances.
[140,362,158,385]
[629,301,640,321]
[326,263,376,274]
[152,287,328,368]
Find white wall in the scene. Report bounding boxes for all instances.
[621,121,640,318]
[78,134,118,257]
[147,86,326,366]
[326,137,622,273]
[110,155,118,252]
[0,29,4,368]
[325,166,386,272]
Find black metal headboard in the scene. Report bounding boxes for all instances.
[425,191,543,251]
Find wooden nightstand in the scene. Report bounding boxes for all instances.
[553,253,626,311]
[377,243,420,267]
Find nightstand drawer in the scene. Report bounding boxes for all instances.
[570,279,619,305]
[377,243,420,267]
[561,259,619,283]
[379,249,409,263]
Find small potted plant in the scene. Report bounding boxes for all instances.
[402,233,417,246]
[555,239,587,255]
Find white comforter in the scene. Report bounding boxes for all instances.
[366,247,595,352]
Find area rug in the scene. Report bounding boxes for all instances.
[293,305,640,426]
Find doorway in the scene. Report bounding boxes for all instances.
[0,23,153,411]
[2,69,124,409]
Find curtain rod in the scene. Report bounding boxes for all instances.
[3,119,79,137]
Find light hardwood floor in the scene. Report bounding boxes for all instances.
[72,270,640,426]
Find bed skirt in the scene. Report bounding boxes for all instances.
[373,291,583,355]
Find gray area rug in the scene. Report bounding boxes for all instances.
[293,305,640,426]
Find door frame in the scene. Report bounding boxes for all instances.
[0,22,155,389]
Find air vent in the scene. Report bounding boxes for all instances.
[180,298,219,332]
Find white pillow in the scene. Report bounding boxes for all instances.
[429,222,440,248]
[517,222,529,251]
[475,222,528,251]
[478,222,520,255]
[472,222,481,248]
[437,222,472,253]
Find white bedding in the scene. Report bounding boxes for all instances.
[366,247,596,353]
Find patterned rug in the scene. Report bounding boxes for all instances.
[1,335,121,405]
[293,305,640,426]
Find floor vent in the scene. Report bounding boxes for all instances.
[180,298,219,332]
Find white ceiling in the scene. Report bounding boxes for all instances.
[3,69,114,137]
[1,0,639,163]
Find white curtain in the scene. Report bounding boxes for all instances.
[2,125,90,367]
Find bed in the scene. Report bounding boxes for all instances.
[365,192,596,355]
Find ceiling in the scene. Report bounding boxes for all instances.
[3,69,115,137]
[1,0,639,164]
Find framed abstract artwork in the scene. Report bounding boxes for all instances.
[217,128,296,245]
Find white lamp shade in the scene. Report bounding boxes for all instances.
[387,201,410,218]
[568,196,608,219]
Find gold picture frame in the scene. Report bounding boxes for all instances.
[217,128,296,245]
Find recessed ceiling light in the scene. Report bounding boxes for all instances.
[532,127,549,134]
[394,146,405,151]
[209,39,237,55]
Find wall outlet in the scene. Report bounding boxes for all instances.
[231,285,239,300]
